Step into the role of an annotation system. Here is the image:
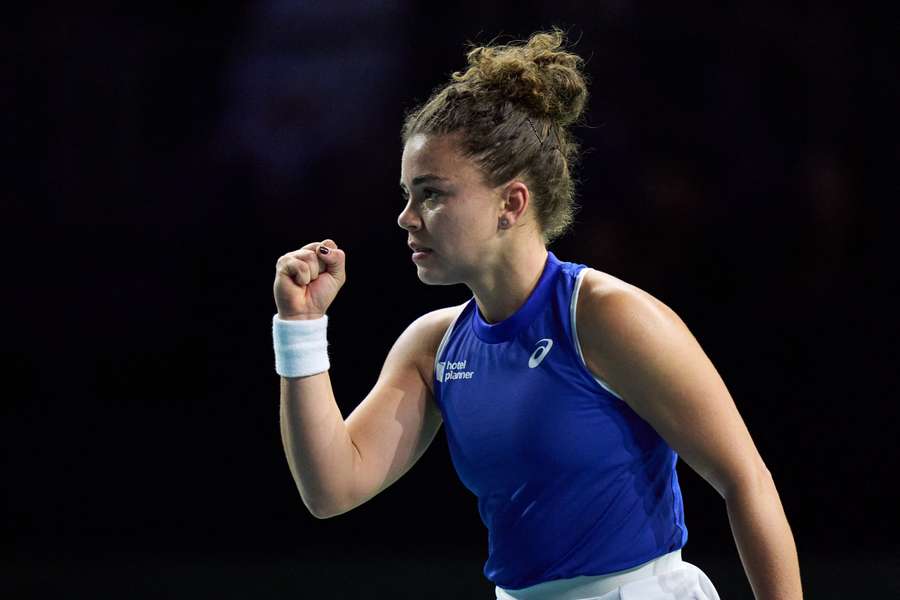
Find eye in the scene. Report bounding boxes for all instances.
[422,188,442,201]
[400,187,444,204]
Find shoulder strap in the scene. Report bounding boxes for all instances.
[570,269,624,401]
[434,300,470,377]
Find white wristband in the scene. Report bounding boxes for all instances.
[272,314,330,378]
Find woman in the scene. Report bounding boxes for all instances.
[272,30,802,600]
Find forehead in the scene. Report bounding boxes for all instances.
[400,133,475,183]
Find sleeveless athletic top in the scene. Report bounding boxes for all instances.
[433,251,688,591]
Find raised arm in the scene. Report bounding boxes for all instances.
[575,269,802,600]
[280,306,457,519]
[274,239,457,519]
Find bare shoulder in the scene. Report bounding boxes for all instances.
[575,271,767,500]
[403,302,468,394]
[578,268,672,315]
[576,269,688,384]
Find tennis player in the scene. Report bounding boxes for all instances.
[272,29,802,600]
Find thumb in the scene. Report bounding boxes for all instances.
[316,240,346,276]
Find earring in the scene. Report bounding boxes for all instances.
[499,218,509,228]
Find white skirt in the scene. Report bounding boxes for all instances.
[494,550,721,600]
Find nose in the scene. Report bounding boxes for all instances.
[397,198,421,231]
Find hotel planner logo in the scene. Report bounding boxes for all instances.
[436,359,475,383]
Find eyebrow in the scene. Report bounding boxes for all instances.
[399,174,449,189]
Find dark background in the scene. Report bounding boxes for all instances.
[8,2,899,598]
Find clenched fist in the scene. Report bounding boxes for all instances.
[274,239,347,320]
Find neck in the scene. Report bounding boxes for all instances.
[468,239,549,324]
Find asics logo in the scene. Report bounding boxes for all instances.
[528,339,554,368]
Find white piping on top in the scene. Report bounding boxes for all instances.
[434,303,467,377]
[433,277,623,403]
[571,269,624,401]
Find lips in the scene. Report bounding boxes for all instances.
[408,242,433,253]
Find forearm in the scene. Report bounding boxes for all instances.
[726,469,802,600]
[280,372,359,518]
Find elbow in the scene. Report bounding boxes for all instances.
[307,500,339,520]
[294,458,360,519]
[296,488,335,519]
[310,506,336,520]
[305,493,354,520]
[289,470,356,519]
[721,460,776,502]
[304,497,328,519]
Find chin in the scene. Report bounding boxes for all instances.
[415,266,460,286]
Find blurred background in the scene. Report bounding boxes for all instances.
[8,1,899,598]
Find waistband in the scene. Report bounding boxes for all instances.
[495,550,684,600]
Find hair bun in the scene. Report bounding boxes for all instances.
[452,28,588,126]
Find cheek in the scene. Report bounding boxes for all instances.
[423,205,455,233]
[424,197,493,245]
[456,205,494,238]
[431,209,480,244]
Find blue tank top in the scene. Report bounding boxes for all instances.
[433,251,688,590]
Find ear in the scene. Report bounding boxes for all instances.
[498,180,530,228]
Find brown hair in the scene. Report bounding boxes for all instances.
[402,28,589,244]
